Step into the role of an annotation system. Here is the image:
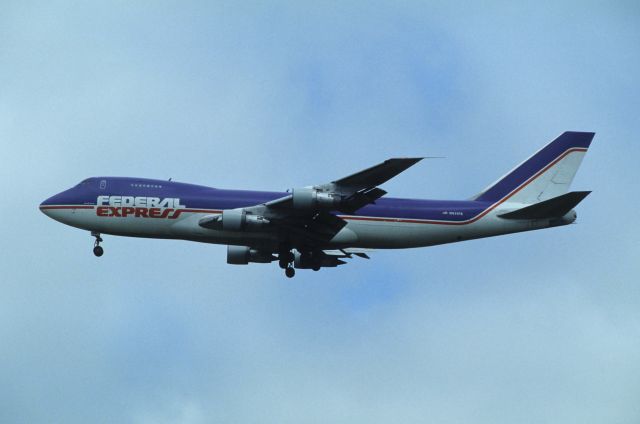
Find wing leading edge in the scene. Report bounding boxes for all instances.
[329,157,424,189]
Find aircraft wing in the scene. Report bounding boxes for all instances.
[199,158,422,245]
[329,157,424,189]
[264,157,423,213]
[307,248,374,268]
[323,248,374,259]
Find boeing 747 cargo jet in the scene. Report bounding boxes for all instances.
[40,131,594,277]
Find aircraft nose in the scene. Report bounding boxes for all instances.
[40,191,73,216]
[40,194,58,216]
[41,195,54,207]
[39,189,82,224]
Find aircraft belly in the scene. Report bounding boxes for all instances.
[345,220,448,248]
[344,215,511,248]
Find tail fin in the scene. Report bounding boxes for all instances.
[474,131,594,204]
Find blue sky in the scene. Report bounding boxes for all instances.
[1,1,639,423]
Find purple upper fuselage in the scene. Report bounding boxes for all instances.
[40,132,595,223]
[41,176,491,222]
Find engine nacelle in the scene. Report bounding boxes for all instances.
[292,188,342,210]
[199,211,270,231]
[227,245,276,265]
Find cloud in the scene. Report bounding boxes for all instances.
[1,1,639,423]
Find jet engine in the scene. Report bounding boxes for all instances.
[291,188,343,210]
[199,210,270,231]
[293,250,345,269]
[227,245,276,265]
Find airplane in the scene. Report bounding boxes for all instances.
[40,131,594,278]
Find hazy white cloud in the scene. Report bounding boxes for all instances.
[1,1,639,423]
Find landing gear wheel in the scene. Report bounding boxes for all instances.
[279,259,289,269]
[312,266,320,272]
[91,231,104,257]
[285,267,295,278]
[93,245,104,257]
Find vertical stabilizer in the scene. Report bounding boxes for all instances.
[474,131,594,204]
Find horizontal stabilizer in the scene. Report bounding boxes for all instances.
[499,191,591,220]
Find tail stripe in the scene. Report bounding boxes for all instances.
[493,147,587,203]
[475,131,594,203]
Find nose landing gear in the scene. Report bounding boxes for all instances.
[92,231,104,257]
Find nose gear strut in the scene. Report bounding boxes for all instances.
[91,231,104,257]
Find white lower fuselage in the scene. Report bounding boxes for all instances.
[41,203,573,250]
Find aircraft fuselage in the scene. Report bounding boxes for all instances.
[40,176,573,251]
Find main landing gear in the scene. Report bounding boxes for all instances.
[278,249,295,278]
[92,231,104,257]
